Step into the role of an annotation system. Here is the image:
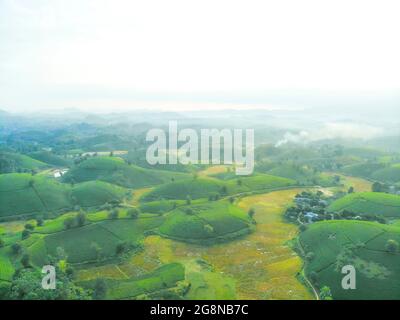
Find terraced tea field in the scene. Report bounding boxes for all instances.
[78,189,314,299]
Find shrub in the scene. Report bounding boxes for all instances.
[75,212,86,227]
[248,208,255,219]
[0,237,4,248]
[20,253,31,268]
[36,218,44,227]
[385,239,399,253]
[11,243,22,255]
[127,208,140,219]
[108,209,119,219]
[64,217,75,229]
[24,223,34,231]
[93,278,107,300]
[21,229,30,240]
[299,224,307,232]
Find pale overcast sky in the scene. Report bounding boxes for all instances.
[0,0,399,112]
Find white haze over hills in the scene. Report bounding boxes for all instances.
[0,0,400,112]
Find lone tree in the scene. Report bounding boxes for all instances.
[229,196,235,204]
[186,195,192,205]
[75,211,86,227]
[64,217,75,229]
[385,239,399,253]
[21,253,31,268]
[11,243,22,255]
[320,286,333,300]
[372,182,384,192]
[21,229,30,240]
[24,223,34,231]
[116,241,129,255]
[248,208,255,219]
[36,217,44,227]
[348,186,354,194]
[108,209,119,219]
[93,278,107,300]
[127,208,140,219]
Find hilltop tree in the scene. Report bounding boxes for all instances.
[93,278,107,300]
[385,239,399,253]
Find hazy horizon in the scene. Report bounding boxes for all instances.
[1,0,399,112]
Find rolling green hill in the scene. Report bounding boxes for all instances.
[328,192,400,217]
[29,216,165,265]
[62,156,189,188]
[28,151,72,167]
[371,164,400,183]
[0,152,48,174]
[341,163,385,178]
[0,173,126,219]
[158,201,252,243]
[299,220,400,300]
[142,174,295,202]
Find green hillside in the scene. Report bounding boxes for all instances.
[0,152,48,174]
[80,263,185,299]
[28,151,72,167]
[341,163,385,178]
[159,201,252,243]
[299,220,400,300]
[71,181,125,207]
[30,216,164,265]
[0,173,126,219]
[371,164,400,183]
[142,174,295,202]
[62,156,189,188]
[328,192,400,217]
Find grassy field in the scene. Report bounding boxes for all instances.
[328,192,400,217]
[299,220,400,299]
